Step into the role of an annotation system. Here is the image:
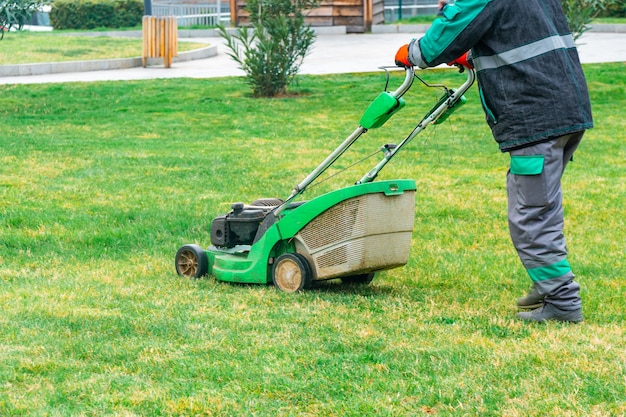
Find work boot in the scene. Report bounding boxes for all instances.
[516,286,544,310]
[517,303,583,323]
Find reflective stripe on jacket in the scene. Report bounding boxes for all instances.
[408,0,593,151]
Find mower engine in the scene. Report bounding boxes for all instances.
[210,200,280,248]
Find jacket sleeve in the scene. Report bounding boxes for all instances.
[408,0,492,68]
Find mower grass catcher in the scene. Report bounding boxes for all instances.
[175,67,476,292]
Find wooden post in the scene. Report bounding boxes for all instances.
[364,0,373,31]
[229,0,237,26]
[142,16,178,68]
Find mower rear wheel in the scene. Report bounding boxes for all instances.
[175,244,209,278]
[341,272,375,285]
[272,253,312,293]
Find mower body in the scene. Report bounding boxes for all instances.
[206,179,416,285]
[175,67,476,290]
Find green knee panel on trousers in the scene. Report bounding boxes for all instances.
[527,258,571,282]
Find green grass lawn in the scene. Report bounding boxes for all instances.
[0,31,208,65]
[593,16,626,24]
[395,15,439,24]
[0,64,625,416]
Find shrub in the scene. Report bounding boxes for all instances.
[49,0,143,30]
[602,0,626,17]
[0,0,50,39]
[561,0,619,39]
[218,0,318,97]
[112,0,144,27]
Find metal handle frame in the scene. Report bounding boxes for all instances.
[357,68,476,184]
[274,67,476,216]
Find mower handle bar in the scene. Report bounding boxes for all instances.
[277,67,415,208]
[274,66,475,216]
[357,67,476,184]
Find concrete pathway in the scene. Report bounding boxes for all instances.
[1,31,625,85]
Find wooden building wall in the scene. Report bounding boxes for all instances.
[230,0,385,33]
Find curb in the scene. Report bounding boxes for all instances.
[587,23,626,32]
[371,24,431,34]
[0,44,217,77]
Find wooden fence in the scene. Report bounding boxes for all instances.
[230,0,385,33]
[149,0,438,32]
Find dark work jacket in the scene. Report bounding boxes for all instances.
[407,0,593,152]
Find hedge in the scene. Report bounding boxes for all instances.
[49,0,144,30]
[603,2,626,17]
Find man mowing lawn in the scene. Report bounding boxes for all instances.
[394,0,593,322]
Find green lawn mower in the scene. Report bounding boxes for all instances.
[175,66,476,292]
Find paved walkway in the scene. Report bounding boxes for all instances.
[1,31,625,85]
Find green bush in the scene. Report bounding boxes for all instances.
[602,0,626,17]
[561,0,616,39]
[49,0,143,30]
[218,0,318,97]
[1,0,50,39]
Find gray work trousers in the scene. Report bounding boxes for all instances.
[507,131,585,310]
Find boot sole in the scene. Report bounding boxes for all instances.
[516,302,543,310]
[517,312,584,323]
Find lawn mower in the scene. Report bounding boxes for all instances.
[175,66,476,292]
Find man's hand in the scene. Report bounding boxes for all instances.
[447,52,473,69]
[395,44,413,68]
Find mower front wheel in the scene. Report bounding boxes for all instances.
[175,244,209,278]
[272,253,312,293]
